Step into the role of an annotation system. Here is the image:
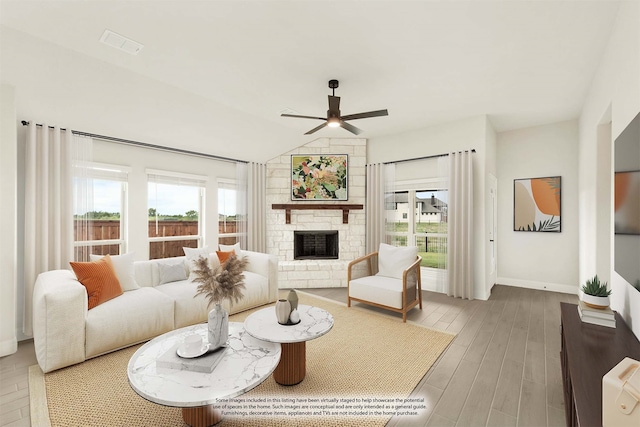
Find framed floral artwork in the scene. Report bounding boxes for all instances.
[514,176,561,232]
[291,155,348,200]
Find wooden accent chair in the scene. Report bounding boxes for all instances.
[347,243,422,322]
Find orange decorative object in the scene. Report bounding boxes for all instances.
[614,172,630,212]
[531,177,560,216]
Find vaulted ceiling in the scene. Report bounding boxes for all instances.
[0,1,621,162]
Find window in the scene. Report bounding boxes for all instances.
[147,169,206,259]
[386,189,448,269]
[218,179,244,245]
[73,163,129,261]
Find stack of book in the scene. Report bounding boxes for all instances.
[577,300,616,328]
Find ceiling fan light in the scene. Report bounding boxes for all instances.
[327,117,340,128]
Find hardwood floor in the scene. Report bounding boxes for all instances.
[304,285,578,427]
[0,285,577,426]
[0,340,36,427]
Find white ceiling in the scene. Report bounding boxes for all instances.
[0,1,621,162]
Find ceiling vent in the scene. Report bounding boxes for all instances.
[99,29,143,55]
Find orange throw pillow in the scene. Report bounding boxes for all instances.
[216,250,236,265]
[70,255,123,309]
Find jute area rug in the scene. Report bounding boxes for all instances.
[29,292,455,427]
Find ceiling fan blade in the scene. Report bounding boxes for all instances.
[340,121,363,135]
[340,109,389,121]
[304,122,329,135]
[328,95,340,115]
[281,113,326,120]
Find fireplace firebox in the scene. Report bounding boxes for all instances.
[294,230,339,260]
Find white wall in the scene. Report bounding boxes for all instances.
[368,115,494,299]
[0,84,18,356]
[497,120,579,294]
[579,1,640,338]
[0,26,290,164]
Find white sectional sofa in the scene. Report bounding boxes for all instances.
[33,250,278,373]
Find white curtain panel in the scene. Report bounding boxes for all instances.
[436,155,450,294]
[447,151,474,300]
[235,162,248,250]
[246,162,266,252]
[365,163,396,254]
[23,124,81,335]
[365,163,385,254]
[72,135,95,261]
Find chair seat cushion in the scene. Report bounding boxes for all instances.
[349,275,405,309]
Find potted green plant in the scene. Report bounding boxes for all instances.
[580,274,612,309]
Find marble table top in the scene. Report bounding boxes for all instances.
[127,322,280,407]
[244,304,334,344]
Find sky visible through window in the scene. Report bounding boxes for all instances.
[74,179,121,215]
[148,183,199,216]
[75,180,238,216]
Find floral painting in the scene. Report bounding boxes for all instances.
[291,155,348,200]
[514,176,561,232]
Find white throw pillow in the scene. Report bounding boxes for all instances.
[158,259,188,285]
[89,252,140,291]
[376,243,418,280]
[183,246,210,279]
[219,242,244,258]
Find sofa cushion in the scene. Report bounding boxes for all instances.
[155,271,269,328]
[85,287,174,358]
[158,258,188,284]
[155,280,209,328]
[349,275,405,309]
[70,255,123,309]
[227,271,269,313]
[89,252,140,291]
[377,243,418,280]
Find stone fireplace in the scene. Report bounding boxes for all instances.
[266,138,367,288]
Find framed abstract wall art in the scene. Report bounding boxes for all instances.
[514,176,561,232]
[291,154,348,200]
[615,170,640,235]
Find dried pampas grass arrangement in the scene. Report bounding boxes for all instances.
[192,255,248,307]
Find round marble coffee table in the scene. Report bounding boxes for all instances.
[243,304,333,385]
[128,322,280,427]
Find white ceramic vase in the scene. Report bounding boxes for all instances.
[275,299,291,324]
[208,303,229,350]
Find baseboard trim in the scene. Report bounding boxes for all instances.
[497,277,578,295]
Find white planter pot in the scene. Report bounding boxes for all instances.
[580,291,610,309]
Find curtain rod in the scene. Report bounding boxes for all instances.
[20,121,248,164]
[383,149,476,165]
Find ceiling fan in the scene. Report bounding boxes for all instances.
[282,80,388,135]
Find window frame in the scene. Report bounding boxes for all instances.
[217,178,242,245]
[73,162,130,259]
[386,178,448,270]
[147,169,207,258]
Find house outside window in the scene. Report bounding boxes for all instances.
[147,169,206,259]
[386,189,448,269]
[73,163,129,261]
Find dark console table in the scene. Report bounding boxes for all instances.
[560,302,640,426]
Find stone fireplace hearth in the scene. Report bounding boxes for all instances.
[266,138,367,289]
